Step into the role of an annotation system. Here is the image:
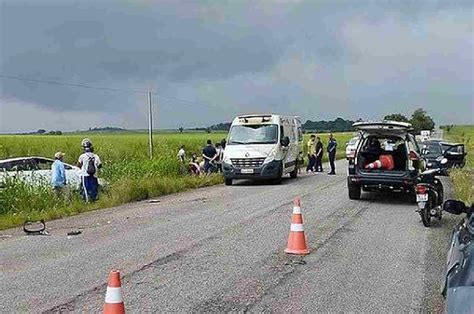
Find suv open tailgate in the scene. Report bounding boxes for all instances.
[353,121,413,136]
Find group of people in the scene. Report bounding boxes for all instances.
[178,139,227,176]
[51,138,102,202]
[306,133,337,175]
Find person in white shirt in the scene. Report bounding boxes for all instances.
[215,143,224,172]
[77,138,102,202]
[177,145,186,163]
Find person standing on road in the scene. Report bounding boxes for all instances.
[51,151,67,197]
[327,133,337,175]
[306,135,316,173]
[215,143,224,172]
[202,139,218,173]
[77,138,102,202]
[315,136,324,172]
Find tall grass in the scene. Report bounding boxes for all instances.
[444,125,474,204]
[0,131,353,230]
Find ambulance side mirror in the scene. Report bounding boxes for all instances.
[281,136,290,147]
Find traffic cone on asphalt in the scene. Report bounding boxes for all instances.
[285,197,310,255]
[103,270,125,314]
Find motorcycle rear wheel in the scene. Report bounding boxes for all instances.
[420,197,433,227]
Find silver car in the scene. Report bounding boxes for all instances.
[345,136,360,160]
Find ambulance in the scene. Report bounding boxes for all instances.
[222,114,303,185]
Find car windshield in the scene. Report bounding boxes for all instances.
[228,124,278,145]
[423,144,442,155]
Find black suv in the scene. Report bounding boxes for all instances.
[421,140,466,171]
[347,121,425,200]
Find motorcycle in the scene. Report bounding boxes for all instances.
[442,199,474,314]
[415,167,444,227]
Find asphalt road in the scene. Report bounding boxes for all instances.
[1,159,458,313]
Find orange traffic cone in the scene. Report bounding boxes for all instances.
[365,154,394,170]
[285,197,310,255]
[103,270,125,314]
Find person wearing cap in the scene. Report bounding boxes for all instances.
[51,152,67,196]
[77,139,102,202]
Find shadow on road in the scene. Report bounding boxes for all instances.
[361,191,415,205]
[231,177,293,186]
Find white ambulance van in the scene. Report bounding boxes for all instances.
[222,114,303,185]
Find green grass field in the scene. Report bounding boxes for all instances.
[444,125,473,204]
[0,131,354,230]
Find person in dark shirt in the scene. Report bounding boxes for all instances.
[202,139,218,173]
[315,136,324,172]
[327,133,337,175]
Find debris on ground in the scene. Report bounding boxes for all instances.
[66,230,82,236]
[23,220,50,235]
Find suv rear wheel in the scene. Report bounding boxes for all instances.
[348,182,361,200]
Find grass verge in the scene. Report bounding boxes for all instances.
[0,175,223,230]
[443,125,473,204]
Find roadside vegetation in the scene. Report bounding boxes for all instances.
[0,131,353,230]
[444,125,473,204]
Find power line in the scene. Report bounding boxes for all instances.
[0,73,211,107]
[0,74,149,94]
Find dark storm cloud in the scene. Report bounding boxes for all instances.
[1,1,279,111]
[0,0,472,131]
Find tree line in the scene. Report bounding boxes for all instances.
[383,108,435,134]
[176,108,436,135]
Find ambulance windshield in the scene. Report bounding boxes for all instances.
[228,124,278,145]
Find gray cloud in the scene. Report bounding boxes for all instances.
[0,0,472,131]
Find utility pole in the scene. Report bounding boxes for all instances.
[148,91,154,159]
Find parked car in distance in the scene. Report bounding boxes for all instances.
[420,130,431,141]
[421,140,466,171]
[0,156,105,189]
[347,121,425,200]
[345,136,360,160]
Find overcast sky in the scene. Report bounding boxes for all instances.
[0,0,472,132]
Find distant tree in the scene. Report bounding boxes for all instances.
[206,128,211,133]
[178,127,184,133]
[383,113,409,123]
[37,129,46,134]
[410,108,435,134]
[209,122,231,131]
[446,125,453,132]
[303,118,354,132]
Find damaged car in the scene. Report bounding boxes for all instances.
[0,156,104,189]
